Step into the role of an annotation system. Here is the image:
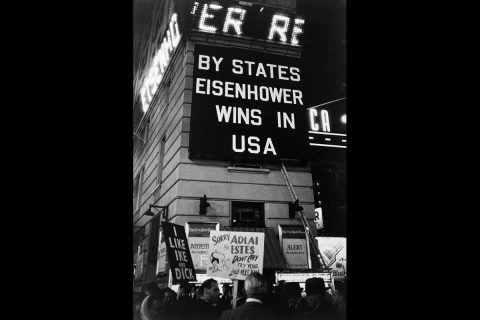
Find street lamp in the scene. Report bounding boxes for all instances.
[143,204,168,220]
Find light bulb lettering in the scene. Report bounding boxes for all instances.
[222,7,246,35]
[140,13,181,113]
[199,3,222,32]
[320,110,330,132]
[291,18,304,46]
[268,15,290,42]
[310,109,319,131]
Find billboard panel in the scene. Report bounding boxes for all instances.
[189,45,309,163]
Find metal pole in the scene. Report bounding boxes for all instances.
[306,97,346,110]
[280,161,327,270]
[305,230,312,269]
[232,279,238,309]
[330,272,336,293]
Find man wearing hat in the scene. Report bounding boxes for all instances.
[294,277,335,320]
[140,281,162,320]
[284,282,303,310]
[217,283,233,313]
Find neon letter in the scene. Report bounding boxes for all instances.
[320,110,330,132]
[268,15,290,42]
[199,3,222,32]
[310,109,319,131]
[291,18,304,46]
[222,7,246,35]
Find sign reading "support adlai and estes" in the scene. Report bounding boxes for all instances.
[189,45,308,162]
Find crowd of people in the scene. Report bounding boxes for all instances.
[133,273,346,320]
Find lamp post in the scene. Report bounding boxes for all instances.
[144,204,168,220]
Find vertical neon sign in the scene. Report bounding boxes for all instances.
[140,13,181,113]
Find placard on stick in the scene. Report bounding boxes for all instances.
[161,222,197,284]
[206,231,264,280]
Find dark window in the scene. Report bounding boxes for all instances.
[143,117,150,143]
[147,214,161,263]
[164,79,171,107]
[157,135,166,185]
[312,161,346,237]
[231,202,265,227]
[133,167,144,213]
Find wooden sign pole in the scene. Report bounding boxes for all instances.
[329,271,336,293]
[232,279,238,309]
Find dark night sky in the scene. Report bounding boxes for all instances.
[298,0,346,107]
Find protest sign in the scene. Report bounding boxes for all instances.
[162,222,197,283]
[315,237,347,280]
[206,231,264,280]
[185,222,219,271]
[155,230,167,275]
[135,243,145,280]
[279,225,308,269]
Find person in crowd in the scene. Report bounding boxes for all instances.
[324,286,335,305]
[272,280,286,298]
[219,272,277,320]
[140,282,162,320]
[284,282,304,311]
[172,283,195,320]
[190,285,198,300]
[134,291,145,320]
[178,283,194,301]
[164,288,177,304]
[191,278,222,320]
[217,284,233,313]
[147,290,168,320]
[221,284,232,297]
[332,281,346,320]
[235,284,247,308]
[197,285,204,301]
[268,283,276,296]
[263,279,290,320]
[163,288,178,319]
[194,285,202,300]
[294,278,335,320]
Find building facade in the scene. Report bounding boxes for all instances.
[133,0,345,289]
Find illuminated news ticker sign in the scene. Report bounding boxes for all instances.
[189,1,304,46]
[277,272,332,284]
[139,3,304,114]
[189,45,309,162]
[308,103,347,149]
[140,13,181,113]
